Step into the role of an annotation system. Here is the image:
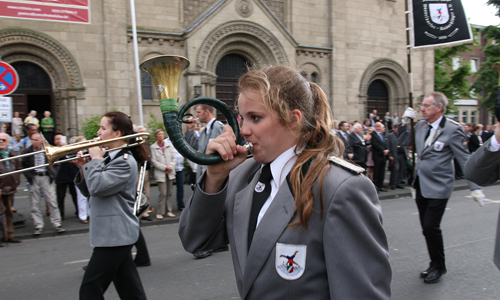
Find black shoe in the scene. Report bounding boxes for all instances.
[135,262,151,267]
[377,187,388,192]
[396,185,404,189]
[82,266,87,271]
[424,268,446,283]
[178,206,185,211]
[213,245,229,252]
[420,266,434,278]
[193,250,213,259]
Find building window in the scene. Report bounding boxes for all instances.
[471,111,476,124]
[461,110,468,123]
[470,58,479,73]
[141,72,153,101]
[452,57,461,70]
[311,72,319,83]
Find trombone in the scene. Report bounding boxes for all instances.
[0,133,150,177]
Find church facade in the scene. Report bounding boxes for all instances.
[0,0,434,135]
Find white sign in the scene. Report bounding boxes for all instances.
[0,97,13,123]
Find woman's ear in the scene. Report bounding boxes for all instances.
[290,109,303,130]
[115,130,122,138]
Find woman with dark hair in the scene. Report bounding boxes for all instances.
[73,111,147,300]
[179,66,391,299]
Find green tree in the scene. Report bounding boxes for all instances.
[470,0,500,112]
[434,44,472,114]
[146,112,165,143]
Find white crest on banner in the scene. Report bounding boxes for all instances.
[275,243,307,280]
[429,4,450,25]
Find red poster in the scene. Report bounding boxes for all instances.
[0,0,90,24]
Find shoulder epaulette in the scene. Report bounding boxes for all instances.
[329,156,365,175]
[447,118,459,126]
[123,153,129,160]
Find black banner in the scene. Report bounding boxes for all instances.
[412,0,472,48]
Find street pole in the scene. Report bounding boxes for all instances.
[405,0,416,174]
[130,0,144,126]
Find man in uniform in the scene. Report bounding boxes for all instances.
[195,104,224,180]
[400,91,484,283]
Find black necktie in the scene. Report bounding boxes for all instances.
[248,163,273,250]
[424,124,433,141]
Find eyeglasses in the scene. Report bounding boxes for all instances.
[420,104,436,109]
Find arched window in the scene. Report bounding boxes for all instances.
[12,61,51,89]
[141,72,153,101]
[215,54,250,121]
[311,72,319,83]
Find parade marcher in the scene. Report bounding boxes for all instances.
[465,121,500,270]
[53,133,79,220]
[399,91,485,283]
[195,104,224,180]
[73,111,147,300]
[184,114,198,185]
[179,65,391,299]
[0,133,22,243]
[135,126,152,220]
[150,129,176,219]
[41,111,54,146]
[22,133,65,235]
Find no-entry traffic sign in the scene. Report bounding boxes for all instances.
[0,61,19,96]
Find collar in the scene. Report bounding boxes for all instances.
[428,115,444,130]
[266,145,301,188]
[108,149,121,161]
[205,118,216,134]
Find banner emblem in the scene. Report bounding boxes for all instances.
[275,243,306,280]
[429,4,450,25]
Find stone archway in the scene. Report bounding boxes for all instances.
[0,27,85,136]
[192,20,288,99]
[359,58,409,119]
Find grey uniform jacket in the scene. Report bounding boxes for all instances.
[399,117,478,199]
[75,150,140,247]
[465,139,500,269]
[179,158,392,299]
[196,120,224,178]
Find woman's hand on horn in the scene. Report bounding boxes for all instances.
[205,125,248,193]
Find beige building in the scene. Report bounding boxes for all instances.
[0,0,433,136]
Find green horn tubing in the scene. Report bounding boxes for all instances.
[163,97,240,165]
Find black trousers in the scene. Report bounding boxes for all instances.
[80,244,147,300]
[373,157,387,189]
[133,230,150,265]
[415,177,449,270]
[56,182,77,219]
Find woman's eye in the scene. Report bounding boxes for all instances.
[252,115,260,122]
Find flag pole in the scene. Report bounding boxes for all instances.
[130,0,144,126]
[405,0,416,173]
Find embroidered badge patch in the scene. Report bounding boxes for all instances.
[434,141,444,151]
[462,140,468,149]
[255,181,265,193]
[275,243,306,280]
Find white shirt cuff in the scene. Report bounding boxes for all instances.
[488,135,500,152]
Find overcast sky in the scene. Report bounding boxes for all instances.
[462,0,499,26]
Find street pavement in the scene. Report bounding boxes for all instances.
[1,177,500,299]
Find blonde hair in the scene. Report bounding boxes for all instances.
[237,65,344,228]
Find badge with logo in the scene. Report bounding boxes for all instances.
[429,3,450,25]
[434,141,444,151]
[275,243,306,280]
[255,181,265,193]
[462,140,468,149]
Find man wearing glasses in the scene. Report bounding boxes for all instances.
[399,92,484,283]
[0,132,23,245]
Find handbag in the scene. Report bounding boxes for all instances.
[134,162,150,217]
